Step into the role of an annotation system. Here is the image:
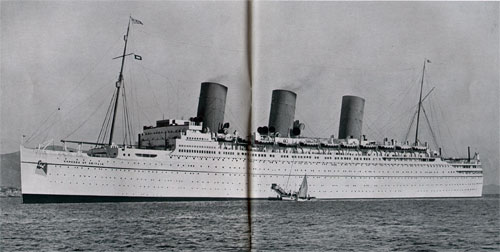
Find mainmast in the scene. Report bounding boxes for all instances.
[414,59,429,146]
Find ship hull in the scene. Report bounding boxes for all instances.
[21,146,483,203]
[21,194,247,204]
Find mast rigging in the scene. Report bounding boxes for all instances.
[414,59,430,146]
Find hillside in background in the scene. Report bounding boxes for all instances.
[483,184,500,195]
[0,151,20,188]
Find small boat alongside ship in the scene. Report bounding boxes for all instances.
[270,175,316,201]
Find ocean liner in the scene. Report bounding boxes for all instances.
[20,17,483,203]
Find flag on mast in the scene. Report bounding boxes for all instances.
[130,17,143,25]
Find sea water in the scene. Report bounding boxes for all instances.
[1,196,498,251]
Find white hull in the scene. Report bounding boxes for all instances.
[20,143,483,202]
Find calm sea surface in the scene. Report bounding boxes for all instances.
[1,196,499,251]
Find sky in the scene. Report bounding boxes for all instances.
[1,1,498,185]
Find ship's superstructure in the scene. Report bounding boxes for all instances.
[20,17,483,203]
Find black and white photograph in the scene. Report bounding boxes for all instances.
[1,1,499,251]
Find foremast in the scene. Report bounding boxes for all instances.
[107,16,142,146]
